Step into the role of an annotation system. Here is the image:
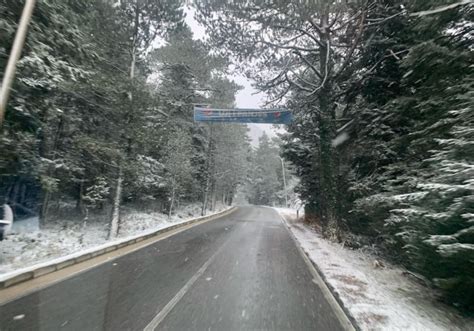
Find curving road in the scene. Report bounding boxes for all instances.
[0,206,352,331]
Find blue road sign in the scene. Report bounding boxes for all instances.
[194,107,292,124]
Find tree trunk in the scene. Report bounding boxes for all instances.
[317,10,340,239]
[201,125,214,216]
[38,111,64,227]
[108,166,123,239]
[40,190,50,227]
[210,183,216,211]
[168,185,176,219]
[19,183,26,207]
[5,181,14,201]
[201,176,209,216]
[76,178,85,215]
[9,179,20,217]
[108,33,137,239]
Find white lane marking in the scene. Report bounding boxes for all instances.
[13,314,25,320]
[144,237,231,331]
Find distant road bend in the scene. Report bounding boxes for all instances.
[0,206,354,331]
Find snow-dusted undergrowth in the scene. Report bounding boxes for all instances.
[275,208,474,331]
[0,203,227,275]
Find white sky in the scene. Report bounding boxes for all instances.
[184,7,279,146]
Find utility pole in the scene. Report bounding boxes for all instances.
[279,156,288,208]
[0,0,36,126]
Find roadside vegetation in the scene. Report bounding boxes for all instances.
[196,0,473,311]
[0,1,248,239]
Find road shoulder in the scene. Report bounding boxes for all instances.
[271,207,357,331]
[275,207,474,331]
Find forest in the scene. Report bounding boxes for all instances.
[194,0,473,311]
[0,0,473,313]
[0,0,252,234]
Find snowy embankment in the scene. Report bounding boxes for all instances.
[275,208,474,331]
[0,204,227,275]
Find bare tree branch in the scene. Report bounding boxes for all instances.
[331,10,364,32]
[295,28,325,48]
[261,39,319,53]
[364,11,405,27]
[289,69,320,89]
[308,18,323,35]
[262,83,291,107]
[293,50,323,80]
[410,0,472,17]
[334,9,366,79]
[285,72,313,92]
[307,38,330,96]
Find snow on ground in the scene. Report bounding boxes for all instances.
[274,207,474,331]
[0,203,227,275]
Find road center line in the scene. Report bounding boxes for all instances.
[143,236,231,331]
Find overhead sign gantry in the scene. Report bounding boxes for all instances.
[194,106,292,124]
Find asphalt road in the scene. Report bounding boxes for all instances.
[0,206,350,331]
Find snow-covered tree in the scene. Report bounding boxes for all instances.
[247,134,282,206]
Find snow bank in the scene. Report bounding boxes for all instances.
[0,203,227,275]
[274,208,474,331]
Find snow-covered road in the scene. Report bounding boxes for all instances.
[0,206,352,331]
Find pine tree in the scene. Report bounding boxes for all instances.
[247,133,282,205]
[1,0,99,220]
[346,0,473,308]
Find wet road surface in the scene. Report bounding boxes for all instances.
[0,206,350,331]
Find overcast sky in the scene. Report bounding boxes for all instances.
[183,7,279,146]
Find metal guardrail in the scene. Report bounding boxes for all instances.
[0,206,237,289]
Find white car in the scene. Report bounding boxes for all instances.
[0,204,13,241]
